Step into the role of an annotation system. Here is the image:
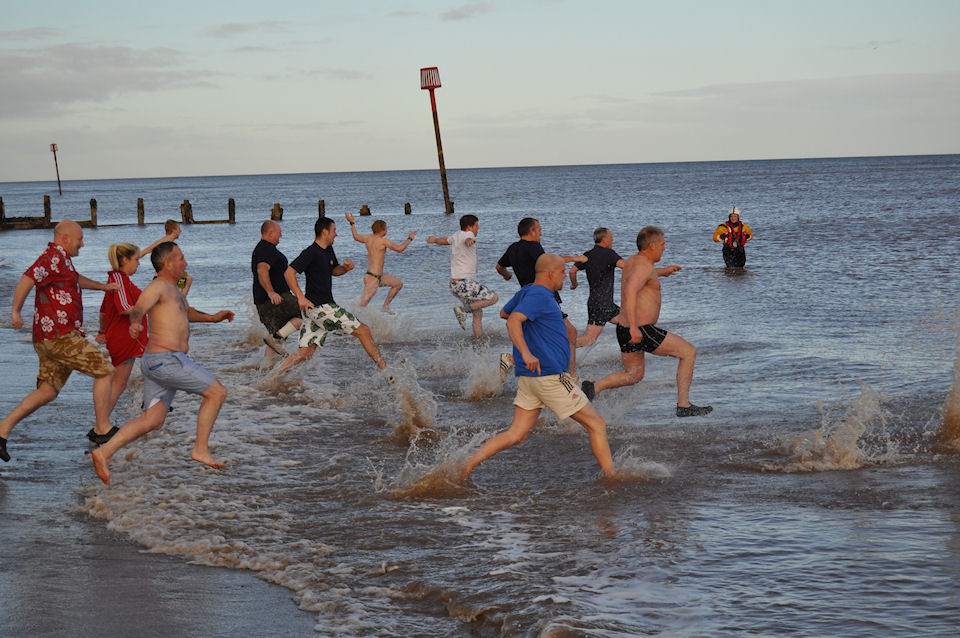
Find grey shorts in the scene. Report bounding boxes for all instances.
[256,291,301,335]
[141,351,217,410]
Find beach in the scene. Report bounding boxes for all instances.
[2,157,960,635]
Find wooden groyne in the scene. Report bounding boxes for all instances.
[0,196,417,231]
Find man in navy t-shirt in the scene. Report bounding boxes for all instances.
[271,217,389,379]
[460,253,618,484]
[569,227,625,347]
[252,220,302,355]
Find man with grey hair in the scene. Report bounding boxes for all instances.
[581,226,712,417]
[569,226,625,347]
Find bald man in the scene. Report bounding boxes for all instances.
[252,220,302,355]
[1,220,119,464]
[460,253,618,483]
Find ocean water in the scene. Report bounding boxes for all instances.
[2,155,960,636]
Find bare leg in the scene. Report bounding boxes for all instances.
[576,324,604,348]
[91,401,168,485]
[567,402,617,478]
[649,332,698,407]
[352,324,387,370]
[92,372,115,434]
[273,345,316,376]
[380,273,403,312]
[0,382,59,438]
[468,292,498,337]
[191,381,227,469]
[359,274,379,307]
[460,406,541,480]
[595,351,645,394]
[107,361,135,415]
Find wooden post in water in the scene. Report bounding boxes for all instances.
[181,200,194,224]
[359,205,371,216]
[89,199,98,227]
[318,200,325,218]
[228,198,236,223]
[50,143,62,197]
[271,203,283,220]
[0,197,5,224]
[43,195,51,225]
[404,202,412,215]
[137,198,145,225]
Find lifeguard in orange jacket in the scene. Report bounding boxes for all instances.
[713,207,753,267]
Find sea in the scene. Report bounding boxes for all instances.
[1,155,959,636]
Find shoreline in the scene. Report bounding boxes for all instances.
[0,418,316,637]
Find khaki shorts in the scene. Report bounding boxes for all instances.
[33,331,114,393]
[514,373,589,420]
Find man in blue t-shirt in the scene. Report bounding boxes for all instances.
[271,217,389,379]
[252,220,302,356]
[569,227,625,347]
[460,253,618,483]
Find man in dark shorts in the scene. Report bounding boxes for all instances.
[580,226,712,417]
[496,217,585,376]
[252,220,302,355]
[569,227,625,347]
[1,220,119,464]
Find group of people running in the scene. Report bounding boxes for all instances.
[1,208,731,485]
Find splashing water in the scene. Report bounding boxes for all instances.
[748,383,900,472]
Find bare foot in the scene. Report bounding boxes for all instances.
[380,308,396,315]
[91,448,111,485]
[191,450,226,469]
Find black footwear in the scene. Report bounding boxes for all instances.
[0,436,9,463]
[676,403,713,417]
[86,426,119,446]
[581,380,596,401]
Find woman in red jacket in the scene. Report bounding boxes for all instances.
[97,242,148,412]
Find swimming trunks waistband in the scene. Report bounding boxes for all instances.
[365,271,382,281]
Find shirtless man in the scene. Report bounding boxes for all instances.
[580,226,712,417]
[91,242,235,484]
[345,212,416,314]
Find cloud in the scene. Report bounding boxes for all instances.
[0,43,217,118]
[301,67,371,81]
[388,10,422,18]
[441,2,495,21]
[204,21,291,38]
[0,27,62,41]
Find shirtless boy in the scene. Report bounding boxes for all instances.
[91,242,235,484]
[580,226,712,417]
[345,212,416,314]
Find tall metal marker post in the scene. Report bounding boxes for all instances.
[50,143,62,196]
[420,67,453,214]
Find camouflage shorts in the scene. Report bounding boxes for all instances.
[298,303,362,349]
[33,330,114,392]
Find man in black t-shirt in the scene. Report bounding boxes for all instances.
[271,217,389,379]
[496,217,586,376]
[252,220,302,356]
[569,227,625,347]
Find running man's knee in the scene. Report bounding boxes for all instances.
[203,381,227,403]
[353,323,372,339]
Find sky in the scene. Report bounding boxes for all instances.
[1,0,958,181]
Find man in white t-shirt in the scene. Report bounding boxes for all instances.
[427,214,499,337]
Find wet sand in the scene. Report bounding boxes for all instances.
[0,417,315,637]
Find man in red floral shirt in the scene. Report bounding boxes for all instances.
[0,220,119,463]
